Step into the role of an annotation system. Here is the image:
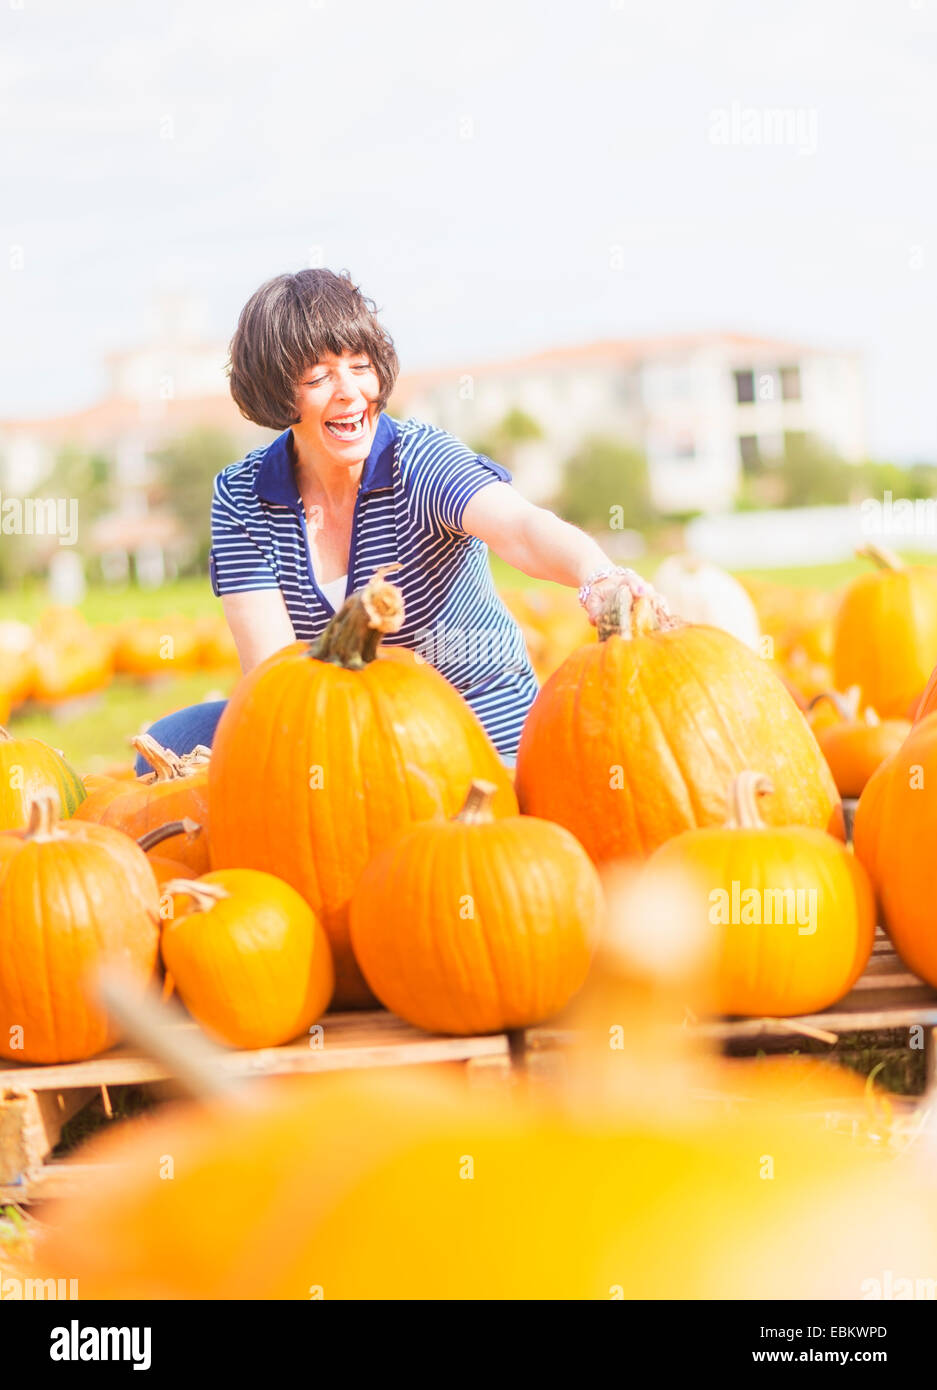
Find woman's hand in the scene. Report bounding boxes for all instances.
[579,568,672,628]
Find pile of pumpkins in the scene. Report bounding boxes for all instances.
[0,608,239,719]
[3,556,937,1299]
[2,548,937,1071]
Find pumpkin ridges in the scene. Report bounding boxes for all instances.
[854,714,937,982]
[519,617,842,863]
[0,806,160,1063]
[210,594,517,1009]
[648,776,874,1017]
[349,787,600,1035]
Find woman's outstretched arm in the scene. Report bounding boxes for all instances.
[460,481,662,623]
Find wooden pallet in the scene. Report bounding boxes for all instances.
[0,1011,518,1202]
[695,931,937,1087]
[4,930,934,1202]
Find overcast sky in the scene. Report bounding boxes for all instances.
[1,0,935,458]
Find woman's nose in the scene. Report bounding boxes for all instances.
[332,364,360,399]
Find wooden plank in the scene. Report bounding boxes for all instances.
[0,1013,510,1093]
[0,1087,97,1186]
[0,1162,116,1204]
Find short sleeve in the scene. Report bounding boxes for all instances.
[403,427,512,538]
[209,471,280,596]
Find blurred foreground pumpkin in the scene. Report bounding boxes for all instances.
[33,1056,937,1299]
[33,853,937,1299]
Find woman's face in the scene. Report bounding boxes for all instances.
[293,350,381,467]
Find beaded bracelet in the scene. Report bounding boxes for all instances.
[577,565,646,608]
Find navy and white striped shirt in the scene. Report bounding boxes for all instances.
[209,412,539,759]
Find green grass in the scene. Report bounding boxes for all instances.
[7,673,237,773]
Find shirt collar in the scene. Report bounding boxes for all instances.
[253,411,397,506]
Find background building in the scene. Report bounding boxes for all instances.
[390,332,866,514]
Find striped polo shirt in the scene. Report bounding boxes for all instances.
[209,411,540,759]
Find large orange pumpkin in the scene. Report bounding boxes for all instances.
[833,545,937,716]
[0,725,86,829]
[806,689,910,798]
[515,593,843,864]
[349,780,601,1034]
[0,795,160,1062]
[209,568,517,1009]
[854,712,937,985]
[75,735,211,872]
[647,772,875,1017]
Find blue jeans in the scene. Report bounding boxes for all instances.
[135,700,517,774]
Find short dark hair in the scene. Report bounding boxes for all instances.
[228,269,399,430]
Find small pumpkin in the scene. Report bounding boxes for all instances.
[515,591,843,864]
[113,616,202,678]
[833,545,937,716]
[209,566,517,1009]
[31,609,112,703]
[0,794,160,1063]
[160,869,334,1049]
[647,772,875,1017]
[0,725,86,829]
[653,555,761,650]
[0,620,36,707]
[349,780,602,1035]
[75,735,211,872]
[854,712,937,986]
[807,689,911,798]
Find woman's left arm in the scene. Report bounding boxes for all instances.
[460,481,666,624]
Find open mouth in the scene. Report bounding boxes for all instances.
[325,409,368,441]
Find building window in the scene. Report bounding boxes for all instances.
[734,369,755,404]
[780,366,801,401]
[739,435,760,471]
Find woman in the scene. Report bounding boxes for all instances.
[138,269,667,772]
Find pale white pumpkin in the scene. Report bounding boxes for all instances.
[654,555,761,650]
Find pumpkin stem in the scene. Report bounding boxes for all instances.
[724,772,774,829]
[596,590,680,644]
[453,780,499,824]
[137,818,202,853]
[162,879,231,910]
[131,734,209,782]
[857,543,903,571]
[807,686,862,723]
[309,564,405,668]
[22,792,67,841]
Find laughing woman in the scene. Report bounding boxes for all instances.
[137,269,668,773]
